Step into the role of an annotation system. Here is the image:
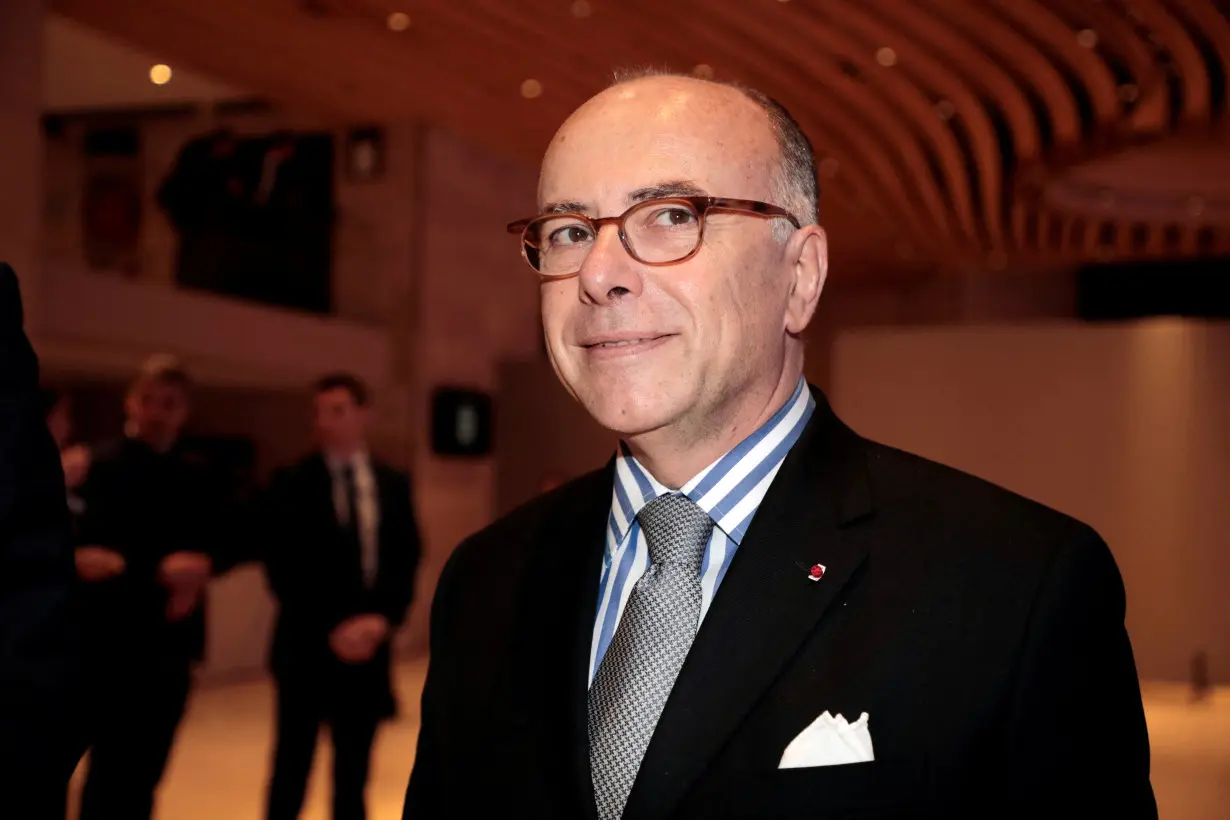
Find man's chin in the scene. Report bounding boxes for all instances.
[579,395,677,440]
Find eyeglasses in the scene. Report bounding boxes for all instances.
[507,196,801,278]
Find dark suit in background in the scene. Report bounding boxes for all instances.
[260,452,421,820]
[0,264,86,819]
[74,435,229,820]
[405,389,1156,820]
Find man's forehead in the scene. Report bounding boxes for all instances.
[537,97,774,211]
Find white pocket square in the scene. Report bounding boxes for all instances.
[778,711,875,769]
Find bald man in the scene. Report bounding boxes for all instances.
[403,71,1156,820]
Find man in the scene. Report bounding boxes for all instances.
[259,374,422,820]
[0,264,87,818]
[403,72,1156,819]
[73,354,223,820]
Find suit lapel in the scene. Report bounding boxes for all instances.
[622,392,876,820]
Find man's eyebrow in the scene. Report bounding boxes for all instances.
[539,180,711,216]
[541,199,589,215]
[629,180,709,202]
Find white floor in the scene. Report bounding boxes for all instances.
[68,662,1230,819]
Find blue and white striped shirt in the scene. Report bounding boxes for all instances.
[589,377,816,684]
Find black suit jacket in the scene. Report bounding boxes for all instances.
[405,388,1156,819]
[258,453,421,717]
[0,264,87,808]
[74,435,228,666]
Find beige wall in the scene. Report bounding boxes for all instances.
[401,128,540,653]
[829,319,1230,684]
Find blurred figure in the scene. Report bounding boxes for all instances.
[0,264,87,819]
[157,127,247,294]
[257,374,422,820]
[72,355,226,820]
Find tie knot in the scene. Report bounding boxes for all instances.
[636,494,714,569]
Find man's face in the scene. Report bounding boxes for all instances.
[126,378,189,450]
[538,78,807,443]
[314,387,367,454]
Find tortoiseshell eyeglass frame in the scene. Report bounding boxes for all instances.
[506,196,802,279]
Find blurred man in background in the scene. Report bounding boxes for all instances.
[0,264,87,819]
[258,373,421,820]
[73,354,226,820]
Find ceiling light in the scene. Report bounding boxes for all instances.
[149,64,172,85]
[934,100,955,120]
[692,64,714,79]
[387,12,410,31]
[875,47,897,67]
[520,79,543,99]
[571,0,593,17]
[1076,29,1099,48]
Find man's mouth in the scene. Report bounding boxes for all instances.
[587,337,663,349]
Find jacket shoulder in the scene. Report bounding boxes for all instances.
[444,466,612,581]
[861,437,1102,553]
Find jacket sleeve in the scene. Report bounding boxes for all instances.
[1001,527,1157,819]
[0,264,88,808]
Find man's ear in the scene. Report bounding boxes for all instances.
[785,226,827,335]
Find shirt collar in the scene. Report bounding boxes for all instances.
[608,377,814,548]
[326,449,370,475]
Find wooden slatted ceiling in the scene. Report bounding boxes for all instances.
[54,0,1230,274]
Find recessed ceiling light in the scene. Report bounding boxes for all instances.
[149,64,172,85]
[387,12,411,32]
[875,47,898,67]
[692,64,714,79]
[571,0,593,17]
[1077,29,1099,48]
[520,79,543,99]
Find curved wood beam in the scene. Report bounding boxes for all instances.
[762,7,976,244]
[930,0,1083,145]
[834,1,1011,248]
[1131,0,1212,121]
[990,0,1122,125]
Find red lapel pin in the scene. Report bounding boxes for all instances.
[796,561,827,582]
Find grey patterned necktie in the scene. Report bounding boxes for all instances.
[588,493,715,820]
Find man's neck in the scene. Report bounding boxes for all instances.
[624,368,804,490]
